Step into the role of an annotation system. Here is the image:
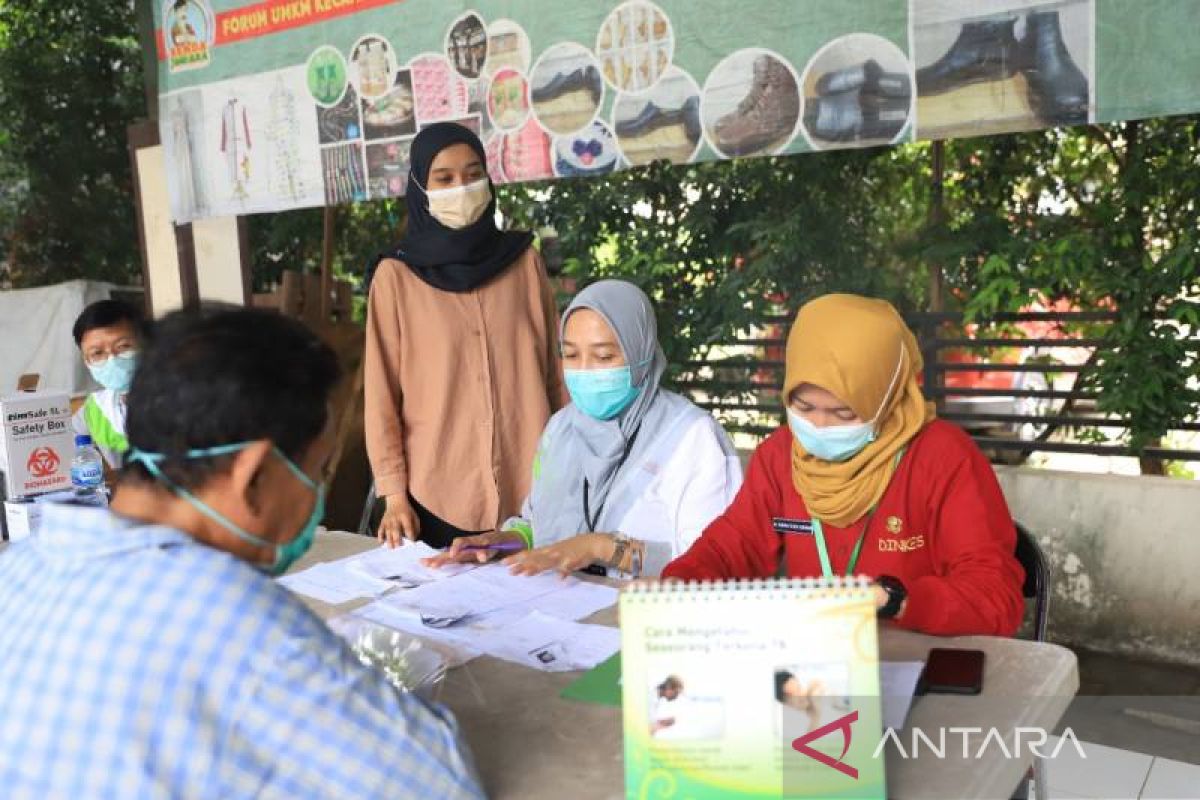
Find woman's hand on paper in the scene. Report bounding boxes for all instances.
[378,494,420,548]
[424,530,526,566]
[503,533,610,577]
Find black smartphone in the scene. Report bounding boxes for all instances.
[917,648,985,695]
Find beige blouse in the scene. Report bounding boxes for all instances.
[364,247,568,531]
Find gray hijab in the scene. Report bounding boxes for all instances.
[528,280,675,539]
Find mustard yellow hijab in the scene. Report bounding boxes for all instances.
[783,294,936,527]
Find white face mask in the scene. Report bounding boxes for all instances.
[419,177,492,229]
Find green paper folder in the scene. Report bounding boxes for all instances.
[560,652,622,707]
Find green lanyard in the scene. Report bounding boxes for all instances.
[812,512,877,579]
[809,448,906,580]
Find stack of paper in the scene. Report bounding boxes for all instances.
[277,562,373,605]
[351,563,620,671]
[278,542,622,672]
[277,541,470,603]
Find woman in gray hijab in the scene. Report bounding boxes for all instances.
[430,279,742,576]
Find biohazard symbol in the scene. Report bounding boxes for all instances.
[27,447,60,478]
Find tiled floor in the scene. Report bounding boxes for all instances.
[1139,757,1200,800]
[1042,649,1200,799]
[1045,738,1200,799]
[1062,648,1200,765]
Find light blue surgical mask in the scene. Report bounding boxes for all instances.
[128,442,324,575]
[787,347,906,463]
[88,351,139,393]
[565,360,648,420]
[788,410,877,462]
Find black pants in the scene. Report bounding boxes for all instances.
[409,494,488,549]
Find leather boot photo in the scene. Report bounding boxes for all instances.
[712,55,800,156]
[804,88,910,143]
[1019,10,1089,125]
[916,18,1019,96]
[816,59,911,100]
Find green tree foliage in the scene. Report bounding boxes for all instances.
[0,0,145,286]
[927,118,1200,456]
[498,150,929,371]
[246,200,404,292]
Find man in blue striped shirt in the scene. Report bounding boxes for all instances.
[0,308,484,799]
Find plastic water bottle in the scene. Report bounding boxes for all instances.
[71,434,104,500]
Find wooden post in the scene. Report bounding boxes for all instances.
[320,205,336,321]
[280,271,303,317]
[134,0,159,120]
[927,140,946,314]
[237,215,253,304]
[174,222,200,310]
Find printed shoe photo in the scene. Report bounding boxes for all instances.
[916,18,1020,96]
[531,65,603,105]
[712,55,800,156]
[1019,10,1088,125]
[803,88,909,143]
[816,59,911,100]
[615,96,700,142]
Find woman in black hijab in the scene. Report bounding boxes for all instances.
[365,122,568,549]
[395,122,531,291]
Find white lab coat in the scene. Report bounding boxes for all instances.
[511,403,743,576]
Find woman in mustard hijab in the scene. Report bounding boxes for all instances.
[663,294,1026,636]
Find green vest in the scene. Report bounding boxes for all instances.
[82,394,129,455]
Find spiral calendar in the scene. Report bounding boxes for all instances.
[620,577,886,799]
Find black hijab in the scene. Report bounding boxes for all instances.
[391,122,533,293]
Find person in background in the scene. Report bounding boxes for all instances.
[0,308,483,799]
[366,121,567,549]
[429,280,742,577]
[663,294,1025,637]
[71,298,148,467]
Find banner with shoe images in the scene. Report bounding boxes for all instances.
[153,0,1200,223]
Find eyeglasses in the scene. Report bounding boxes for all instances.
[83,340,138,367]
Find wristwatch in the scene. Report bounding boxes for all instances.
[608,533,630,572]
[876,575,907,619]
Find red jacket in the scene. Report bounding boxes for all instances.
[663,421,1025,636]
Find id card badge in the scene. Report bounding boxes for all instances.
[772,517,814,535]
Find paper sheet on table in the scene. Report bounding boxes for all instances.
[345,541,474,589]
[881,661,925,731]
[483,611,621,672]
[277,562,373,604]
[278,542,472,602]
[377,566,618,623]
[505,579,617,622]
[353,602,486,666]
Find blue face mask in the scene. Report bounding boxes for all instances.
[128,442,324,575]
[787,347,908,463]
[88,351,139,393]
[565,362,647,420]
[788,410,877,462]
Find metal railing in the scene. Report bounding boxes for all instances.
[675,310,1200,463]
